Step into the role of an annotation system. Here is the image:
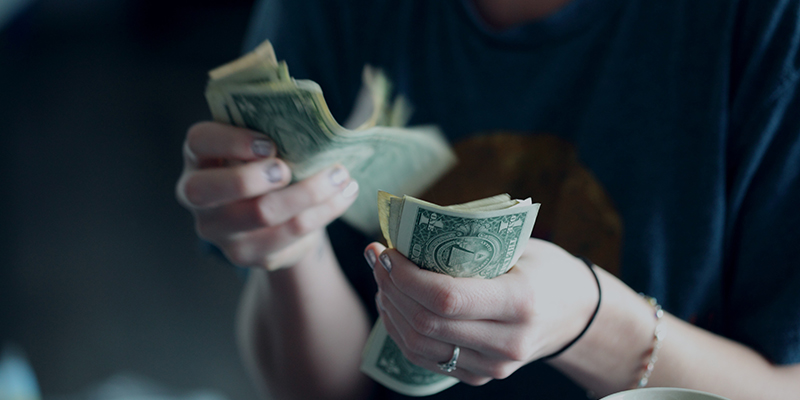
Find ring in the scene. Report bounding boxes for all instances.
[437,345,460,373]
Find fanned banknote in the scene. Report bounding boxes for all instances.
[362,191,540,396]
[205,40,456,236]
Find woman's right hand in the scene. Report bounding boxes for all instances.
[175,121,359,270]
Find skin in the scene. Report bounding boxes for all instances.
[176,122,370,399]
[176,2,800,399]
[472,0,576,29]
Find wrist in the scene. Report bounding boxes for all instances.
[547,268,656,396]
[261,230,328,272]
[540,257,601,361]
[634,295,665,388]
[259,230,357,313]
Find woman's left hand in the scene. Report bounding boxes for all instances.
[366,238,600,386]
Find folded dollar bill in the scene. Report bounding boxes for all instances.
[204,40,456,235]
[362,191,540,396]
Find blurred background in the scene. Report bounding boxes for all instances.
[0,0,261,398]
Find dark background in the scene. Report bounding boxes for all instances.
[0,0,261,398]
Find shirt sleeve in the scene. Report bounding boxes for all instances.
[725,0,800,365]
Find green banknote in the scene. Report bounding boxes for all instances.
[362,192,540,396]
[204,40,455,235]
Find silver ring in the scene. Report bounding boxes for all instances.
[437,345,460,373]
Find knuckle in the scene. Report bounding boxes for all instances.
[404,336,428,356]
[300,179,329,204]
[410,310,438,337]
[181,174,208,207]
[255,196,280,227]
[185,122,211,151]
[373,268,389,288]
[500,338,530,362]
[186,122,206,141]
[462,376,491,387]
[431,285,464,318]
[194,219,212,240]
[286,213,316,237]
[512,294,536,323]
[489,364,515,380]
[223,242,254,267]
[228,169,251,198]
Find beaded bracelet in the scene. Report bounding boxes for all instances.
[636,294,665,388]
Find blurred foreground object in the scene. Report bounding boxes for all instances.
[0,0,34,30]
[49,374,228,400]
[205,40,456,236]
[0,343,41,400]
[361,192,539,396]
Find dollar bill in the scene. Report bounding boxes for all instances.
[204,40,456,235]
[362,192,540,396]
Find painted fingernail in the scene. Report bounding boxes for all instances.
[342,180,359,197]
[379,253,392,273]
[252,139,273,157]
[329,166,348,186]
[265,162,283,183]
[364,248,377,269]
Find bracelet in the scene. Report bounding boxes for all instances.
[541,257,601,360]
[636,294,665,388]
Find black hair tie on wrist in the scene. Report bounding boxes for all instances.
[541,256,602,361]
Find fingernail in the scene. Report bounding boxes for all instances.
[364,248,377,269]
[252,139,273,157]
[342,180,359,197]
[379,253,392,273]
[265,162,283,183]
[329,166,348,186]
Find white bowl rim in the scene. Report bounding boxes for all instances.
[601,387,730,400]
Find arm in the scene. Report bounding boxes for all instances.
[176,122,374,400]
[549,266,800,398]
[237,234,373,400]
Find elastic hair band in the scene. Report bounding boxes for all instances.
[541,256,601,360]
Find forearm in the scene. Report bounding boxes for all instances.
[549,267,800,399]
[237,232,373,400]
[647,313,800,399]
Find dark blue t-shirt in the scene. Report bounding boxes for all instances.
[243,0,800,398]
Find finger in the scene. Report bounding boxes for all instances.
[213,181,359,265]
[185,122,275,167]
[248,165,354,227]
[375,266,501,351]
[377,295,494,386]
[372,253,515,356]
[199,173,358,240]
[378,249,517,320]
[194,163,356,245]
[178,158,291,209]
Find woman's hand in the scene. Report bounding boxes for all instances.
[366,238,599,386]
[176,121,359,270]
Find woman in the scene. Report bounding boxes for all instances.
[176,0,800,398]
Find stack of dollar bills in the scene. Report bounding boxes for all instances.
[204,40,456,235]
[361,191,540,396]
